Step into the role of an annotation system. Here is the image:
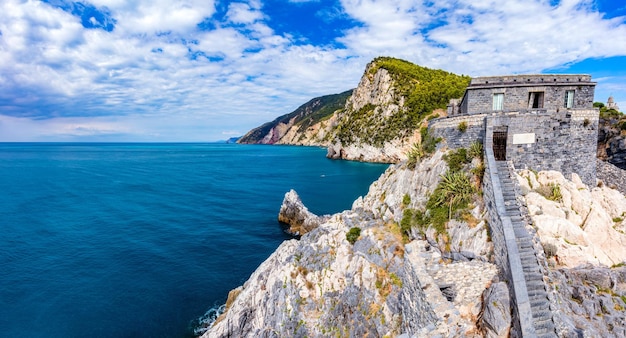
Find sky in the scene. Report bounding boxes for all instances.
[1,0,626,142]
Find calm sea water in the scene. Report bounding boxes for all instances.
[0,143,388,337]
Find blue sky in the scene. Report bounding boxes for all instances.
[1,0,625,142]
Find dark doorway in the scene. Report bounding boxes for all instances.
[493,131,507,161]
[528,92,544,109]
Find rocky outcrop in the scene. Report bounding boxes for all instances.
[325,65,418,163]
[516,170,626,268]
[480,282,511,338]
[549,265,626,337]
[239,58,467,164]
[597,117,626,169]
[597,159,626,195]
[203,148,499,337]
[278,189,329,236]
[511,169,626,337]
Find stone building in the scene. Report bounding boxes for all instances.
[607,95,620,111]
[436,74,599,185]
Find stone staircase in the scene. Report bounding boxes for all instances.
[495,161,557,338]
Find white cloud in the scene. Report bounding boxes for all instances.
[226,2,264,24]
[89,0,217,35]
[1,0,626,141]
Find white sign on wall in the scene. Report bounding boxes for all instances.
[512,133,536,145]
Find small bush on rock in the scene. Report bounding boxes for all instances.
[443,148,470,173]
[543,242,558,258]
[346,227,361,244]
[469,141,483,159]
[402,194,411,207]
[536,183,563,202]
[457,121,468,132]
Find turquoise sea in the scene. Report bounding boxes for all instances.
[0,143,388,337]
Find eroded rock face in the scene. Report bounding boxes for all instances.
[325,66,419,163]
[549,265,626,337]
[516,170,626,267]
[278,189,329,236]
[480,282,511,338]
[204,149,498,338]
[205,210,436,338]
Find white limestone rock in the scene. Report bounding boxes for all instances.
[518,170,626,267]
[205,149,497,337]
[278,189,329,236]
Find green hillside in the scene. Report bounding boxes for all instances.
[336,57,470,146]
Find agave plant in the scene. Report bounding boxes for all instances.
[431,171,476,219]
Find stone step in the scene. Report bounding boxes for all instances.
[531,300,550,311]
[533,309,552,320]
[517,239,534,249]
[514,229,529,238]
[533,318,556,331]
[536,332,557,338]
[525,269,544,278]
[517,244,534,251]
[512,223,526,230]
[527,288,547,298]
[518,248,536,256]
[523,265,541,274]
[525,279,545,288]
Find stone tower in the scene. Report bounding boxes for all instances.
[607,96,620,111]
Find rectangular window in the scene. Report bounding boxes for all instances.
[493,93,504,111]
[528,92,544,109]
[565,90,575,108]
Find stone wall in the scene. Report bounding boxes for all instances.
[597,159,626,194]
[429,110,599,186]
[461,75,595,115]
[429,114,485,150]
[488,110,598,186]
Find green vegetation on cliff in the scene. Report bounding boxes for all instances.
[369,57,470,116]
[337,57,470,147]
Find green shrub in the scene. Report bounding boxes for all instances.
[420,127,441,155]
[427,171,475,220]
[621,121,626,131]
[402,194,411,207]
[468,141,483,159]
[406,143,423,169]
[471,163,486,184]
[346,227,361,244]
[536,183,563,202]
[444,148,470,173]
[457,121,468,133]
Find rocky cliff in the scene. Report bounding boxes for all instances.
[201,148,503,338]
[238,90,352,145]
[508,169,626,337]
[239,57,469,163]
[198,57,626,337]
[199,135,626,337]
[597,116,626,169]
